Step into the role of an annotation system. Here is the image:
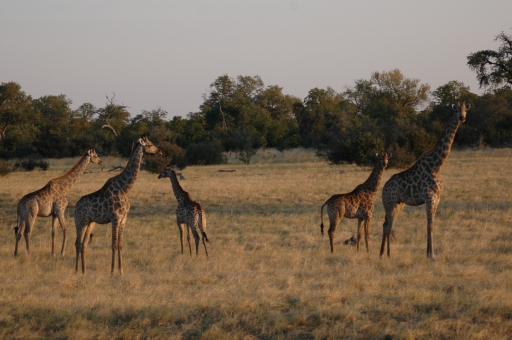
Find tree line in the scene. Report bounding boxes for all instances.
[1,31,512,171]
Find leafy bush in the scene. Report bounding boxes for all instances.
[144,141,186,173]
[0,159,12,176]
[386,144,417,169]
[186,141,226,166]
[13,154,49,171]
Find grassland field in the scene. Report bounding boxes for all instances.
[0,148,511,339]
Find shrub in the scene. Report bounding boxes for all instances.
[0,159,12,176]
[144,141,186,173]
[386,144,417,169]
[13,154,49,171]
[186,141,226,166]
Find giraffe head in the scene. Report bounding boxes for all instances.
[158,164,179,179]
[139,135,162,155]
[87,149,103,165]
[375,151,390,168]
[451,100,471,123]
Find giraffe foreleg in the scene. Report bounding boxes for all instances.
[55,203,68,256]
[364,216,371,253]
[186,225,193,256]
[426,197,439,260]
[356,219,363,251]
[111,222,119,275]
[117,215,127,275]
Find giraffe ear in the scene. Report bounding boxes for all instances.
[465,103,471,110]
[388,152,392,159]
[376,153,381,159]
[451,104,457,111]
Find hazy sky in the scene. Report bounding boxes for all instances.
[2,1,511,118]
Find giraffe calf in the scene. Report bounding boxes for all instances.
[320,152,389,253]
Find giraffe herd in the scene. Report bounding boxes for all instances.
[12,100,470,273]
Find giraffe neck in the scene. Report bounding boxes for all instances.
[355,161,385,193]
[419,112,461,173]
[51,154,91,194]
[168,171,190,205]
[115,144,144,194]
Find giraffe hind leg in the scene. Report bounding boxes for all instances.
[14,222,24,256]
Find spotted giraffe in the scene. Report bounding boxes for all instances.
[320,152,390,253]
[74,136,161,274]
[158,165,209,257]
[380,100,470,259]
[14,149,103,256]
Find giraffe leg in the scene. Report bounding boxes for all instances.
[23,214,36,255]
[79,223,95,273]
[198,211,208,257]
[56,204,68,256]
[327,217,341,253]
[186,226,192,256]
[380,203,403,258]
[118,216,127,275]
[426,197,439,260]
[51,215,57,256]
[14,219,25,257]
[364,216,371,253]
[111,222,119,275]
[177,219,185,255]
[192,228,200,256]
[356,219,363,251]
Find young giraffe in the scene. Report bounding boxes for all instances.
[14,149,103,256]
[320,152,390,253]
[158,164,209,257]
[380,100,470,259]
[74,136,161,274]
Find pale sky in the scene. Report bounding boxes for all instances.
[2,1,511,118]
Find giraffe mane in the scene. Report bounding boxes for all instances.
[50,154,88,182]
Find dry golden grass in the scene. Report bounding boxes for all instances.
[0,148,511,339]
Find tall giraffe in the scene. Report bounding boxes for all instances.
[158,165,209,257]
[380,100,470,259]
[320,152,390,253]
[74,136,161,274]
[14,149,103,256]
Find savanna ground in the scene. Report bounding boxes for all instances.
[0,148,511,339]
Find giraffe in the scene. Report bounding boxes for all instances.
[158,164,209,257]
[320,152,390,253]
[14,149,103,256]
[74,136,161,274]
[380,100,470,259]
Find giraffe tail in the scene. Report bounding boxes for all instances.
[320,202,327,236]
[198,209,209,242]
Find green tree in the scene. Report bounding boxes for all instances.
[467,30,512,91]
[33,94,74,157]
[294,87,349,148]
[430,80,477,106]
[0,82,32,140]
[345,69,430,119]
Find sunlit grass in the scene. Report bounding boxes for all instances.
[0,148,511,338]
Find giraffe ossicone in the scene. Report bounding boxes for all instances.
[14,149,103,256]
[380,100,470,259]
